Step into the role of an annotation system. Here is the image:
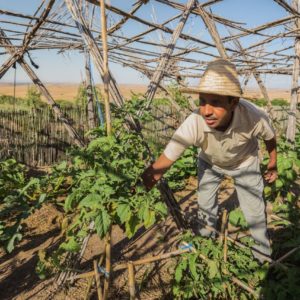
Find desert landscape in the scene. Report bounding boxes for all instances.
[0,83,291,102]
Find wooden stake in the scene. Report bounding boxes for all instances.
[219,209,228,244]
[128,261,136,300]
[93,259,103,300]
[83,276,94,300]
[224,228,228,263]
[102,229,111,300]
[99,0,112,136]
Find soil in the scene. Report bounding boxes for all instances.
[0,176,294,300]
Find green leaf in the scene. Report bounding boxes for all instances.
[64,193,77,212]
[229,208,248,229]
[286,170,297,181]
[60,237,80,252]
[7,233,22,253]
[275,179,284,189]
[175,258,187,282]
[125,215,139,238]
[264,186,272,197]
[282,159,293,170]
[286,192,295,203]
[143,210,155,228]
[207,259,219,279]
[95,208,111,238]
[154,202,168,215]
[116,203,131,223]
[38,193,47,204]
[189,254,199,280]
[79,193,102,209]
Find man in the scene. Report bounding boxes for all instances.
[142,58,277,262]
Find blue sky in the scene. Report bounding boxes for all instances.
[0,0,294,89]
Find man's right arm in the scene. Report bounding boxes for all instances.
[141,153,174,191]
[141,112,199,190]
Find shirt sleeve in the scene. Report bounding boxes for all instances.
[163,112,200,161]
[254,110,276,141]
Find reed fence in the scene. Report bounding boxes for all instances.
[0,105,297,166]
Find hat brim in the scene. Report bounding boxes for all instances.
[179,87,242,98]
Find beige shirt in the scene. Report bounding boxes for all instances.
[164,99,275,170]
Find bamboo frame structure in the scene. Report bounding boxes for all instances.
[1,0,300,297]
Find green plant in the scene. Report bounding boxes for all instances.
[164,147,197,190]
[173,232,266,299]
[263,138,299,219]
[252,98,268,107]
[271,98,288,107]
[26,85,43,108]
[228,208,248,230]
[167,83,193,110]
[0,159,46,252]
[35,99,168,275]
[75,82,102,107]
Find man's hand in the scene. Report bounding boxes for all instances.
[141,154,174,191]
[264,163,278,183]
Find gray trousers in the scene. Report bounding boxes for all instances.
[197,157,271,259]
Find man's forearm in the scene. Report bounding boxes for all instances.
[264,137,277,168]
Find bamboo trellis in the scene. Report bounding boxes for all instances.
[1,1,300,298]
[1,0,299,141]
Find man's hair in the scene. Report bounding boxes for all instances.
[228,96,238,103]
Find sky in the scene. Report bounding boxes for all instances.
[0,0,295,89]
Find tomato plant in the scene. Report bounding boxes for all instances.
[0,159,46,252]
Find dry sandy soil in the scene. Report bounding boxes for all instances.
[0,83,291,102]
[0,83,148,102]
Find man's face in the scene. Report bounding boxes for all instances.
[199,93,238,131]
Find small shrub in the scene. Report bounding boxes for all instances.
[26,85,43,108]
[252,98,268,107]
[271,98,288,106]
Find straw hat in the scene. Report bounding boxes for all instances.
[181,58,242,97]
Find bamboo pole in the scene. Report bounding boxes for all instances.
[270,246,300,267]
[67,247,191,281]
[102,229,111,300]
[93,260,103,300]
[128,261,136,300]
[84,49,96,129]
[140,0,197,115]
[286,0,300,142]
[0,0,55,79]
[99,0,111,136]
